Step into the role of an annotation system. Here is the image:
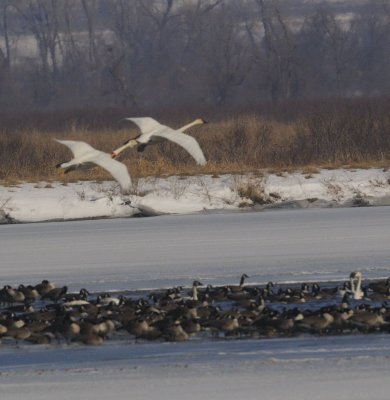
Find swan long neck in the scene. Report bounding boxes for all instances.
[351,274,362,292]
[179,119,205,132]
[355,273,362,293]
[351,272,363,299]
[192,285,198,301]
[112,139,138,157]
[356,274,362,291]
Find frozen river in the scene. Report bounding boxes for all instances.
[1,207,390,400]
[1,206,389,290]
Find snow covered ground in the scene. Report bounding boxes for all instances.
[1,168,390,399]
[1,168,389,223]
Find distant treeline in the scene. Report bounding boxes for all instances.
[0,0,389,111]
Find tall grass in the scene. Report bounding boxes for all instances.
[0,98,389,184]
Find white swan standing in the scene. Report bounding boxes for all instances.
[350,271,364,300]
[111,117,207,165]
[54,139,132,193]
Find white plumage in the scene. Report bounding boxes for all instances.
[112,117,207,166]
[55,139,132,193]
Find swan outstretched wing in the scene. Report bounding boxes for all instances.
[154,129,207,165]
[124,117,162,134]
[122,117,207,165]
[54,139,96,159]
[55,139,132,192]
[91,152,132,192]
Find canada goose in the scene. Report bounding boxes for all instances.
[79,320,100,336]
[350,307,385,329]
[228,274,249,293]
[3,314,25,329]
[181,317,201,335]
[63,288,89,302]
[92,319,116,337]
[245,296,266,315]
[18,285,40,304]
[233,289,262,309]
[171,303,198,321]
[54,139,132,193]
[368,287,390,302]
[2,286,25,304]
[81,334,104,346]
[41,286,68,303]
[297,311,334,333]
[206,314,239,336]
[164,320,189,342]
[0,324,8,335]
[34,280,56,296]
[284,290,306,304]
[311,283,338,300]
[368,278,390,293]
[25,332,52,345]
[337,280,353,297]
[63,299,91,307]
[54,315,81,343]
[5,327,31,344]
[330,307,354,332]
[127,318,151,337]
[96,294,124,307]
[117,307,140,325]
[265,310,299,335]
[204,285,230,302]
[24,319,50,333]
[25,307,56,322]
[111,117,207,165]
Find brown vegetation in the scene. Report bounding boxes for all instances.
[0,98,389,184]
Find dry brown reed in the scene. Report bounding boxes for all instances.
[0,98,389,184]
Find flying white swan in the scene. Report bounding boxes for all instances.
[54,139,132,193]
[111,117,207,165]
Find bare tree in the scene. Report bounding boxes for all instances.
[18,0,61,77]
[12,0,63,105]
[0,0,388,111]
[193,3,252,105]
[297,6,353,97]
[110,0,186,106]
[250,0,298,102]
[61,0,81,66]
[349,4,390,95]
[0,1,13,71]
[81,0,97,69]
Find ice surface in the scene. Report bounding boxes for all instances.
[2,335,390,400]
[1,207,389,291]
[1,169,390,399]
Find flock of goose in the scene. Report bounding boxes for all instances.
[55,117,207,193]
[1,272,390,346]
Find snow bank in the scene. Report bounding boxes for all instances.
[0,168,389,223]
